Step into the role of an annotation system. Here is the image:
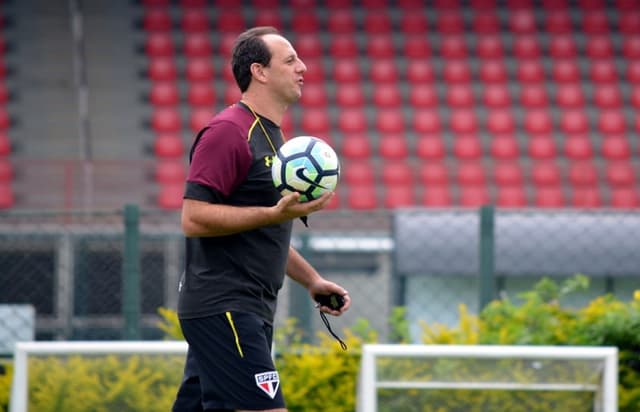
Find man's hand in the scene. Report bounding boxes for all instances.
[273,191,334,222]
[308,279,351,316]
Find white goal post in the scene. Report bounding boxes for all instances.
[357,344,618,412]
[10,341,188,412]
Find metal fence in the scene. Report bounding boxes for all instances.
[0,206,638,348]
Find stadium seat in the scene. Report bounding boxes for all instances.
[406,60,436,83]
[384,185,416,209]
[382,161,414,185]
[421,185,452,207]
[482,84,511,108]
[290,11,320,33]
[180,9,210,32]
[593,85,622,109]
[299,84,328,109]
[189,108,213,132]
[376,109,405,134]
[497,186,527,207]
[605,161,636,187]
[185,58,214,82]
[449,109,478,134]
[215,10,245,32]
[155,160,187,184]
[512,35,541,59]
[442,60,472,83]
[453,134,483,159]
[527,134,557,160]
[598,110,626,135]
[187,82,215,107]
[552,60,580,83]
[0,132,10,156]
[582,11,609,34]
[517,60,545,83]
[408,84,438,108]
[335,83,365,107]
[419,161,449,185]
[403,36,431,59]
[343,161,375,185]
[0,158,13,182]
[337,109,368,134]
[148,58,177,81]
[295,35,324,59]
[490,134,519,160]
[302,58,325,83]
[571,187,602,208]
[494,161,524,186]
[555,84,585,108]
[459,185,491,207]
[475,35,504,59]
[329,35,359,58]
[585,36,614,59]
[440,35,468,59]
[254,10,283,29]
[327,9,356,33]
[183,33,212,58]
[619,11,640,34]
[456,161,486,185]
[545,10,572,33]
[145,32,175,57]
[601,135,631,160]
[300,109,331,135]
[223,85,241,105]
[413,109,442,133]
[509,10,537,33]
[560,110,589,134]
[568,161,599,187]
[486,110,516,134]
[519,84,549,108]
[524,110,553,134]
[610,187,639,208]
[399,12,428,34]
[154,134,184,158]
[333,59,361,83]
[341,134,372,159]
[531,160,562,187]
[180,0,207,7]
[151,107,181,133]
[446,84,474,108]
[631,86,640,109]
[346,184,378,210]
[369,59,399,83]
[416,134,446,159]
[379,134,408,159]
[534,186,565,207]
[218,34,237,57]
[367,35,396,58]
[472,12,500,34]
[157,183,184,210]
[548,35,577,58]
[364,11,393,32]
[149,82,180,106]
[563,134,594,160]
[622,36,640,59]
[589,60,618,84]
[437,11,464,33]
[142,8,173,32]
[372,84,403,108]
[0,183,14,209]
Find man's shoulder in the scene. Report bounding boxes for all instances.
[212,103,254,129]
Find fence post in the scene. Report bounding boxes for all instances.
[290,233,313,342]
[122,204,141,340]
[478,205,495,312]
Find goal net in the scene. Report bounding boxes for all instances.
[10,341,188,412]
[357,344,618,412]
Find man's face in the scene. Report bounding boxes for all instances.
[261,34,307,104]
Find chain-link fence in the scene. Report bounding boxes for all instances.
[1,206,639,349]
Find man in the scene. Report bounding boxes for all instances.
[172,26,351,412]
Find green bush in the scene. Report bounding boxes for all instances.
[0,360,11,412]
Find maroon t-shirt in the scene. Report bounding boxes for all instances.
[178,102,292,324]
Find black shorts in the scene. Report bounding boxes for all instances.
[172,312,285,412]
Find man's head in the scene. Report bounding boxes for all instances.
[231,26,306,103]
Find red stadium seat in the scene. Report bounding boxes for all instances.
[369,60,399,83]
[582,11,609,34]
[187,82,215,107]
[524,110,553,134]
[601,135,631,160]
[185,59,214,82]
[622,36,640,59]
[180,9,210,32]
[631,86,640,109]
[531,160,561,187]
[254,10,283,29]
[409,84,438,108]
[486,110,516,134]
[180,0,207,7]
[548,35,577,58]
[585,36,614,59]
[341,134,372,159]
[497,186,527,208]
[347,184,378,210]
[555,84,585,108]
[568,161,599,187]
[155,160,187,184]
[149,82,180,106]
[145,32,175,57]
[343,161,375,185]
[490,134,519,160]
[154,134,184,158]
[416,134,446,159]
[333,59,361,83]
[437,11,464,33]
[384,185,416,209]
[560,110,589,134]
[446,84,474,108]
[223,85,241,105]
[527,135,557,160]
[183,33,212,58]
[619,11,640,34]
[563,134,594,160]
[628,61,640,84]
[290,11,320,33]
[610,187,639,208]
[453,134,483,159]
[509,10,537,33]
[552,60,580,83]
[372,84,403,108]
[0,159,13,182]
[142,8,173,32]
[158,183,184,210]
[148,57,177,82]
[379,134,408,159]
[327,10,356,33]
[413,109,442,134]
[598,110,626,135]
[494,161,524,186]
[295,35,323,59]
[215,10,245,32]
[419,161,449,185]
[302,58,325,83]
[151,107,181,133]
[367,36,396,58]
[189,108,213,133]
[440,36,468,59]
[338,109,368,134]
[589,60,618,84]
[443,60,472,83]
[0,133,10,156]
[406,60,435,83]
[478,60,508,83]
[545,11,572,33]
[404,36,431,59]
[605,161,636,187]
[335,83,365,108]
[534,186,565,207]
[482,85,511,108]
[364,11,393,32]
[382,161,414,185]
[512,35,541,59]
[376,110,405,134]
[329,35,358,58]
[475,35,504,59]
[218,34,237,58]
[450,110,478,134]
[301,109,331,135]
[456,161,486,185]
[519,85,549,108]
[399,12,428,34]
[517,60,545,83]
[459,185,491,207]
[572,187,602,208]
[299,84,328,108]
[421,185,452,207]
[472,12,500,34]
[593,85,623,109]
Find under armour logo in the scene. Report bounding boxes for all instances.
[264,155,273,168]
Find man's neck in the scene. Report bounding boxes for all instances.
[240,92,287,126]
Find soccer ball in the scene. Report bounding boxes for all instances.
[271,136,340,202]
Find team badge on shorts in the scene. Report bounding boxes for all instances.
[255,371,280,399]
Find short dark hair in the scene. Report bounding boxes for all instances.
[231,26,280,93]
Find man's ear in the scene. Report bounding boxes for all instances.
[250,63,268,84]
